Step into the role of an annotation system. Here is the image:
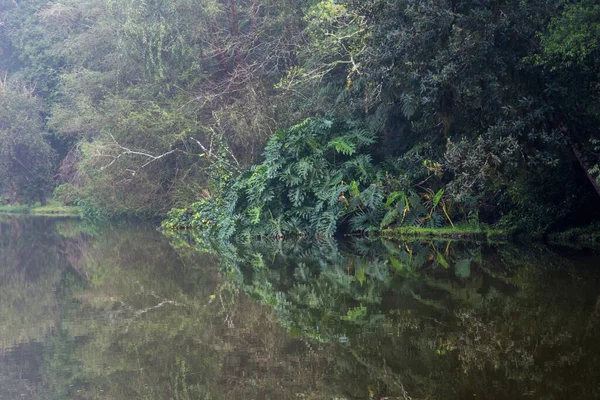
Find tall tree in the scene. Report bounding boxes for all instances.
[538,0,600,195]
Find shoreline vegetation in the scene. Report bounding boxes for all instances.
[379,225,510,242]
[1,0,600,242]
[0,200,80,217]
[162,216,600,249]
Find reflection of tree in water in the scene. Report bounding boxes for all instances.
[0,217,88,399]
[0,218,339,399]
[193,236,600,399]
[449,245,600,399]
[0,217,82,350]
[2,218,600,399]
[0,342,46,400]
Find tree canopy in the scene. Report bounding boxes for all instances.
[0,0,599,233]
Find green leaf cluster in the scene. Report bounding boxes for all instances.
[164,117,462,238]
[166,118,379,237]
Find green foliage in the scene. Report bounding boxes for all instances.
[165,117,467,238]
[44,0,308,217]
[0,0,64,100]
[539,0,600,67]
[1,0,600,232]
[166,118,384,237]
[282,0,600,230]
[52,183,79,206]
[0,83,56,204]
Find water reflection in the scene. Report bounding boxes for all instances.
[169,232,600,399]
[0,217,599,399]
[0,217,334,399]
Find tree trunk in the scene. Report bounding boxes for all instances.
[569,139,600,198]
[230,0,239,39]
[230,0,240,66]
[210,23,229,73]
[9,179,18,204]
[249,0,259,37]
[39,194,47,206]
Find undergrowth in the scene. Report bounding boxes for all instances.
[163,118,464,240]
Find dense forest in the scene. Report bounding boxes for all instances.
[1,0,600,236]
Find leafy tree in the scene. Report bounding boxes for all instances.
[0,83,56,204]
[279,0,600,231]
[538,0,600,194]
[0,0,64,100]
[164,117,465,238]
[1,0,600,233]
[40,0,311,217]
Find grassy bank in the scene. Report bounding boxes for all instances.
[0,200,80,217]
[380,224,511,242]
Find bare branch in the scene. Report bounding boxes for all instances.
[189,136,240,172]
[94,131,183,172]
[124,300,184,334]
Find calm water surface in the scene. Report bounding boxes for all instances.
[1,216,600,399]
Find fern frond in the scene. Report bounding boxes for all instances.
[402,210,420,227]
[349,128,377,147]
[401,93,418,118]
[328,137,356,155]
[380,208,399,228]
[316,211,338,237]
[358,184,384,210]
[288,187,305,207]
[295,158,314,179]
[246,206,262,225]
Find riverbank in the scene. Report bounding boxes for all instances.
[380,224,511,242]
[0,200,80,217]
[381,223,600,250]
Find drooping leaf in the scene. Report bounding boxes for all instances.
[433,189,444,208]
[436,252,450,269]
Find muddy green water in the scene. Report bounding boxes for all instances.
[1,216,600,399]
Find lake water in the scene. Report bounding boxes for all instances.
[1,216,600,399]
